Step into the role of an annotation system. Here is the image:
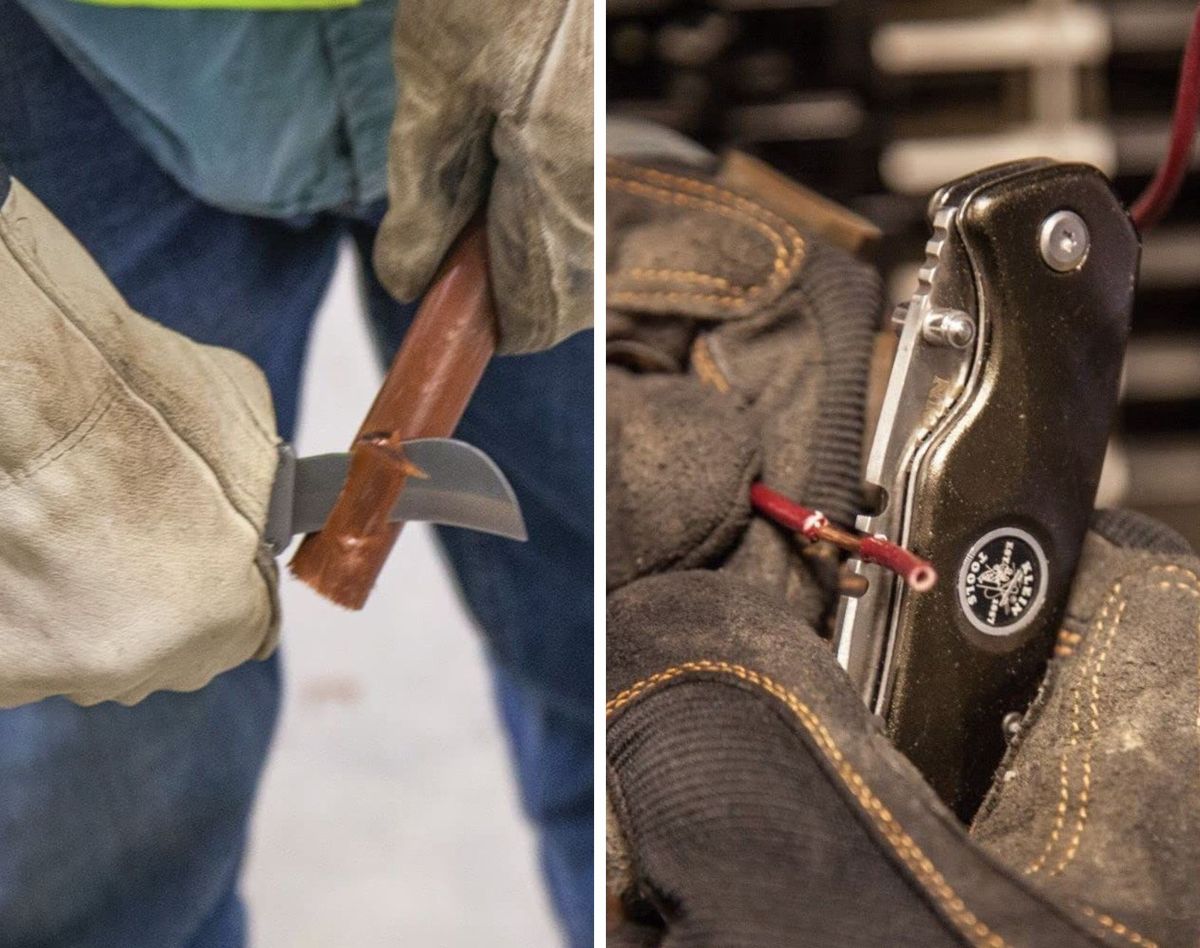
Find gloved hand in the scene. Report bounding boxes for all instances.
[608,519,1200,948]
[0,166,281,707]
[606,149,880,624]
[374,0,593,355]
[605,144,1200,946]
[970,510,1200,945]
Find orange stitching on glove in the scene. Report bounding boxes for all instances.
[1055,629,1082,658]
[1025,564,1199,875]
[607,660,1006,948]
[606,158,805,312]
[1014,565,1199,947]
[1046,569,1200,877]
[607,177,793,279]
[627,268,738,290]
[614,164,808,277]
[1024,594,1118,876]
[1080,905,1158,948]
[690,336,731,394]
[1051,598,1127,875]
[609,158,807,261]
[606,177,802,302]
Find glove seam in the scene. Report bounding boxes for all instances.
[195,345,278,448]
[608,660,1146,947]
[501,0,575,349]
[607,179,791,309]
[0,384,117,492]
[1018,565,1198,902]
[608,159,804,278]
[606,158,806,313]
[506,0,570,125]
[252,543,282,660]
[606,194,801,306]
[0,198,271,530]
[1023,594,1129,878]
[493,133,559,354]
[1076,906,1159,948]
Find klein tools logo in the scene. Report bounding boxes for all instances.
[957,527,1048,636]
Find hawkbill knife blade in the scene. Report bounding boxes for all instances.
[264,437,527,554]
[833,160,1138,820]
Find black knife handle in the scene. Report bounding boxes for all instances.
[884,162,1138,819]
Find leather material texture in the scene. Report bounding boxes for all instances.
[0,179,280,706]
[607,571,1107,948]
[605,143,1196,946]
[374,0,593,354]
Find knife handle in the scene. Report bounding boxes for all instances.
[883,165,1138,818]
[289,220,497,609]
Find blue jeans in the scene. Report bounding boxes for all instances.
[0,5,594,946]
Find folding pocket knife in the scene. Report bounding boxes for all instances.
[834,160,1139,819]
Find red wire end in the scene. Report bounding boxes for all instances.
[858,534,938,592]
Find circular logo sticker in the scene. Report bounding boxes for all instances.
[957,527,1048,636]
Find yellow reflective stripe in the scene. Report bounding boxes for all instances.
[71,0,360,8]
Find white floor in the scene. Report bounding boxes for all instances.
[242,245,559,946]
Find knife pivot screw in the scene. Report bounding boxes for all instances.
[1039,209,1089,272]
[921,308,976,349]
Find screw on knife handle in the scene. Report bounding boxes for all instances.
[289,220,497,609]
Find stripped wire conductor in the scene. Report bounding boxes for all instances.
[750,482,937,592]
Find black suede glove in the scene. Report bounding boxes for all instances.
[607,572,1112,947]
[971,509,1200,946]
[606,152,879,624]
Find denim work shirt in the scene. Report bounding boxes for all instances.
[17,0,397,218]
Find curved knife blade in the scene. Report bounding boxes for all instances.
[265,438,527,553]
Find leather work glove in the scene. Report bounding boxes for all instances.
[605,137,1200,946]
[0,164,280,708]
[374,0,593,355]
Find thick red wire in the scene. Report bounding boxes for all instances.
[749,482,826,535]
[1130,3,1200,231]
